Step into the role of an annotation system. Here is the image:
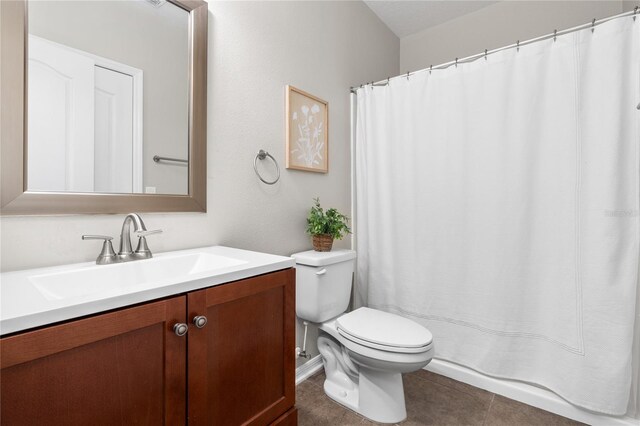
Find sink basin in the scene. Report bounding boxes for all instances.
[31,252,248,301]
[1,245,295,335]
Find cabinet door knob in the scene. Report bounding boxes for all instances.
[193,315,208,329]
[173,323,189,336]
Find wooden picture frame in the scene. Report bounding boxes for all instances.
[285,85,328,173]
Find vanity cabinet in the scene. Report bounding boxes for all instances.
[0,269,296,425]
[187,270,296,425]
[0,296,186,425]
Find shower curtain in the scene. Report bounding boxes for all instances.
[355,17,639,415]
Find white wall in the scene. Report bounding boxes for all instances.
[400,1,634,73]
[0,0,398,365]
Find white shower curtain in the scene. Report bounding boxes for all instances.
[355,17,639,415]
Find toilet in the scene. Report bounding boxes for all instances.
[292,249,434,424]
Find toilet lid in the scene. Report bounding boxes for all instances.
[336,307,433,351]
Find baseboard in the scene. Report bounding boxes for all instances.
[295,355,324,385]
[426,359,638,426]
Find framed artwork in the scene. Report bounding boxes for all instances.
[285,85,328,173]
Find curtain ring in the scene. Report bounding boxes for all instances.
[553,29,557,42]
[591,18,596,33]
[516,40,520,52]
[455,58,458,68]
[429,65,433,74]
[253,150,280,185]
[406,71,410,80]
[634,6,638,21]
[484,49,488,60]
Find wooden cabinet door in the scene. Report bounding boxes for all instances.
[188,269,295,425]
[0,296,187,426]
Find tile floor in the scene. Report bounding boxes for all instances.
[296,370,584,425]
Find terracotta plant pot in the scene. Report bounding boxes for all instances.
[312,234,334,252]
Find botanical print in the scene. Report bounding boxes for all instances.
[286,86,328,173]
[292,103,323,167]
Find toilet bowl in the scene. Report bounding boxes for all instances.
[318,308,433,423]
[292,249,434,424]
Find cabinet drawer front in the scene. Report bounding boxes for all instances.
[0,297,186,426]
[188,269,295,425]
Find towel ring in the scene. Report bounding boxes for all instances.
[253,149,280,185]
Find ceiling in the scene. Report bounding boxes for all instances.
[363,1,499,38]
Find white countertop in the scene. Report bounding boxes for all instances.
[0,246,295,336]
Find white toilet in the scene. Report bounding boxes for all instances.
[292,249,434,424]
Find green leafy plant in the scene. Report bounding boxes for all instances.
[306,198,351,239]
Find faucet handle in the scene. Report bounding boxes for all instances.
[82,235,113,241]
[82,235,117,265]
[135,229,163,237]
[134,229,162,259]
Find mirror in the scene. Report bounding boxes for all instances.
[28,0,190,195]
[0,0,207,214]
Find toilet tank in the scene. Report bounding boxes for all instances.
[291,249,356,323]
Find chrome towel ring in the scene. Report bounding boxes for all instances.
[253,149,280,185]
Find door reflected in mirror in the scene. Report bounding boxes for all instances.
[27,0,189,195]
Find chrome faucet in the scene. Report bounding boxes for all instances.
[82,213,162,265]
[118,213,162,261]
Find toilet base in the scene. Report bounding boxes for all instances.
[322,365,407,423]
[323,376,360,413]
[318,334,408,424]
[358,368,407,423]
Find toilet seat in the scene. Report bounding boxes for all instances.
[320,317,434,368]
[336,307,433,354]
[339,331,432,354]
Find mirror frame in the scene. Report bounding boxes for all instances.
[1,0,207,215]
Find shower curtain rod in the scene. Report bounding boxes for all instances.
[350,7,638,94]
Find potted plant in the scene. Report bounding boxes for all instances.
[306,198,351,252]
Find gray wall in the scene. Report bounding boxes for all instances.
[624,1,640,12]
[29,0,190,195]
[400,1,636,73]
[1,1,398,366]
